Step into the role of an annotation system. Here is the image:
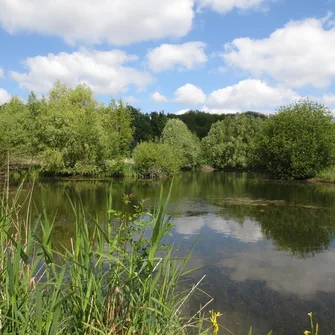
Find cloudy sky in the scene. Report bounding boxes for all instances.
[0,0,335,114]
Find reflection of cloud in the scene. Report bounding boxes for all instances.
[223,248,335,296]
[175,214,263,243]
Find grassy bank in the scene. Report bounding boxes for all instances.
[314,166,335,183]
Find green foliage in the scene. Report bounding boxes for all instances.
[315,165,335,183]
[168,110,267,139]
[133,141,181,178]
[255,100,335,179]
[0,82,134,176]
[150,111,168,140]
[128,105,153,148]
[202,114,263,170]
[0,97,30,156]
[162,119,201,169]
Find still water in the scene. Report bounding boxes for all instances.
[18,172,335,334]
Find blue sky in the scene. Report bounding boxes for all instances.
[0,0,335,114]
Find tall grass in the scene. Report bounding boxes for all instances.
[0,182,215,334]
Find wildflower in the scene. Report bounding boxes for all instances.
[210,310,222,335]
[308,312,313,317]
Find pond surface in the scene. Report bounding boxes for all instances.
[17,172,335,334]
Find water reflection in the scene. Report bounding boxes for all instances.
[14,172,335,334]
[223,246,335,296]
[174,215,263,243]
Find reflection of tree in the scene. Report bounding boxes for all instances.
[14,172,335,258]
[257,206,335,257]
[214,203,335,258]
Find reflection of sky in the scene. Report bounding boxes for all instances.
[171,214,335,334]
[223,246,335,297]
[173,214,264,243]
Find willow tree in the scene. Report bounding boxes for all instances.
[162,119,201,170]
[202,114,263,170]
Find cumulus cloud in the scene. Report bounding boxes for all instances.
[146,42,207,73]
[125,96,140,104]
[9,48,153,94]
[222,15,335,88]
[175,109,192,115]
[151,91,168,103]
[174,83,207,105]
[205,79,300,113]
[0,0,194,45]
[196,0,267,14]
[323,94,335,107]
[0,88,11,105]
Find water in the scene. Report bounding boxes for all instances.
[16,172,335,334]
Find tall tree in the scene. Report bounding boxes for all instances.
[162,119,201,169]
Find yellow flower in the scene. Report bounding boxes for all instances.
[210,310,222,335]
[304,331,311,335]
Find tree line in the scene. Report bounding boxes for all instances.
[1,82,334,180]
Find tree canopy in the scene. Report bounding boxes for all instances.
[202,114,263,170]
[162,119,201,169]
[255,100,335,179]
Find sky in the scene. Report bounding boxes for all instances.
[0,0,335,114]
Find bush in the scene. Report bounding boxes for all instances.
[133,142,181,178]
[162,119,201,169]
[202,114,263,170]
[315,166,335,183]
[39,149,65,174]
[255,100,335,179]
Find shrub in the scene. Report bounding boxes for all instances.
[202,114,263,170]
[133,141,181,178]
[315,166,335,183]
[255,100,335,179]
[162,119,201,169]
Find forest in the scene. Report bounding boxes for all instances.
[1,82,335,180]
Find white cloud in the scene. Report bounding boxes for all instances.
[323,94,335,107]
[9,48,153,94]
[125,96,140,104]
[223,15,335,88]
[202,106,243,114]
[197,0,267,14]
[0,67,3,78]
[174,83,207,105]
[206,79,300,113]
[151,92,168,103]
[146,42,207,73]
[175,109,192,115]
[0,88,11,105]
[0,0,194,45]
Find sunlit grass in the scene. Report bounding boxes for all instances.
[315,165,335,183]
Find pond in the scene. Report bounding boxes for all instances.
[15,172,335,334]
